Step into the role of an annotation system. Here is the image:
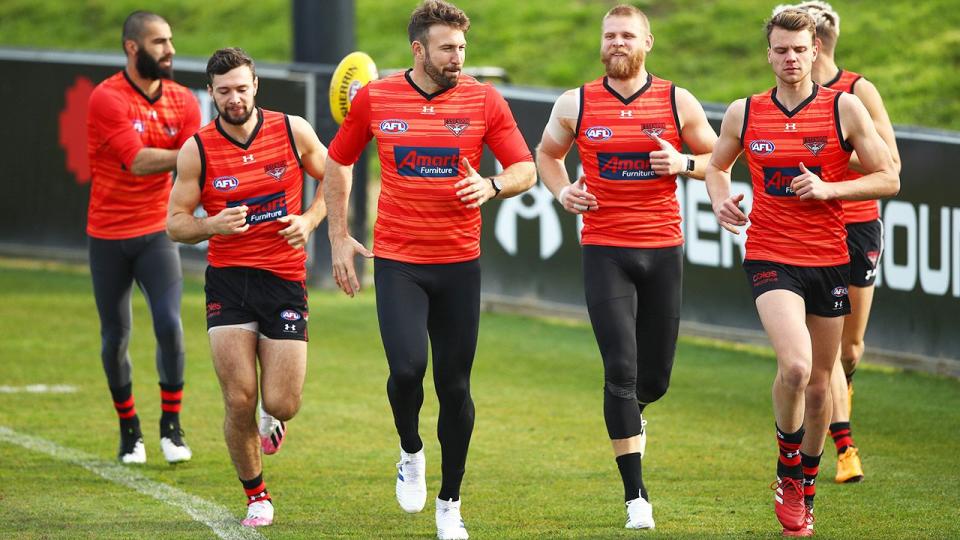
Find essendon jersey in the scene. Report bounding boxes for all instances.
[87,71,200,239]
[824,69,880,224]
[196,109,307,281]
[742,85,853,266]
[328,70,532,264]
[575,75,683,248]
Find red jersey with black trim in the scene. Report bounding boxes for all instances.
[742,85,853,266]
[87,71,200,239]
[328,70,532,264]
[823,69,880,224]
[196,108,307,281]
[575,75,683,248]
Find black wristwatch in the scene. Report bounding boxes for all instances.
[685,155,695,172]
[489,177,503,198]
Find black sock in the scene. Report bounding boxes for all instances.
[801,452,822,509]
[616,452,647,502]
[829,421,854,455]
[241,473,271,504]
[776,425,804,480]
[159,382,183,434]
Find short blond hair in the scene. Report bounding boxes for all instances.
[766,8,816,45]
[603,4,650,30]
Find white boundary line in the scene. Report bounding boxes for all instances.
[0,426,264,540]
[0,384,78,393]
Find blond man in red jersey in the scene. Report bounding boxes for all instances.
[536,4,717,530]
[86,10,199,465]
[706,9,898,536]
[782,0,902,485]
[167,48,327,528]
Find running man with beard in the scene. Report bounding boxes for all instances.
[324,2,536,538]
[784,0,902,485]
[86,10,199,464]
[167,48,328,527]
[705,9,898,536]
[536,4,717,530]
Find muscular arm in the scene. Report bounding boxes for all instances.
[535,89,598,214]
[849,78,901,174]
[830,93,899,200]
[166,138,249,243]
[675,87,718,180]
[130,148,180,176]
[705,99,749,234]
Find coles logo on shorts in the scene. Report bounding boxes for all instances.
[597,152,659,180]
[832,286,849,297]
[752,270,778,286]
[584,126,613,141]
[380,119,408,134]
[394,146,460,177]
[213,176,239,192]
[280,309,301,321]
[762,165,821,197]
[749,140,775,155]
[228,191,288,225]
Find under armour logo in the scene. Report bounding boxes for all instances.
[421,105,435,115]
[785,123,797,131]
[620,110,633,118]
[242,154,255,163]
[284,323,296,332]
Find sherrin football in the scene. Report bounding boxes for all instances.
[329,51,378,125]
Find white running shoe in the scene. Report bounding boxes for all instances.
[241,500,274,527]
[638,415,647,458]
[119,438,146,464]
[625,496,655,529]
[258,404,285,455]
[396,447,427,513]
[436,497,469,540]
[160,436,192,463]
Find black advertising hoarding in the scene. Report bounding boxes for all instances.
[480,87,960,366]
[0,49,313,266]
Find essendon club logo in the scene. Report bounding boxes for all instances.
[749,140,776,155]
[642,123,665,138]
[761,165,821,196]
[394,146,460,177]
[263,160,287,180]
[444,118,469,137]
[597,152,658,180]
[584,126,613,141]
[866,250,880,266]
[803,136,828,156]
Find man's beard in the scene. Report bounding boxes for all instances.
[602,48,644,80]
[424,49,459,89]
[217,100,256,126]
[135,47,173,80]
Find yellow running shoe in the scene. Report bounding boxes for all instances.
[835,446,864,483]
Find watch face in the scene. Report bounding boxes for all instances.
[493,179,503,191]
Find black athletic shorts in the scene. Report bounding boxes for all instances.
[743,260,851,317]
[846,220,883,287]
[204,266,309,341]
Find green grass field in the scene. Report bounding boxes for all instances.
[0,257,958,538]
[1,0,958,130]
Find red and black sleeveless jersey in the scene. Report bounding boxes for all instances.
[87,71,200,239]
[196,108,306,281]
[741,85,852,266]
[574,75,683,248]
[824,69,880,224]
[328,70,532,264]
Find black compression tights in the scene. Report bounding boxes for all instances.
[583,245,682,440]
[375,257,481,501]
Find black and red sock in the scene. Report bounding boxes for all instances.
[110,383,139,427]
[801,452,821,509]
[160,382,183,434]
[776,425,804,480]
[241,473,271,505]
[829,422,855,455]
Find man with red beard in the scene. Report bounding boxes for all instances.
[167,48,328,527]
[536,4,717,530]
[86,10,199,465]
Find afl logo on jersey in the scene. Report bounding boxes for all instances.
[213,176,239,192]
[749,140,776,155]
[831,286,848,297]
[280,309,302,321]
[585,126,613,141]
[380,119,408,134]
